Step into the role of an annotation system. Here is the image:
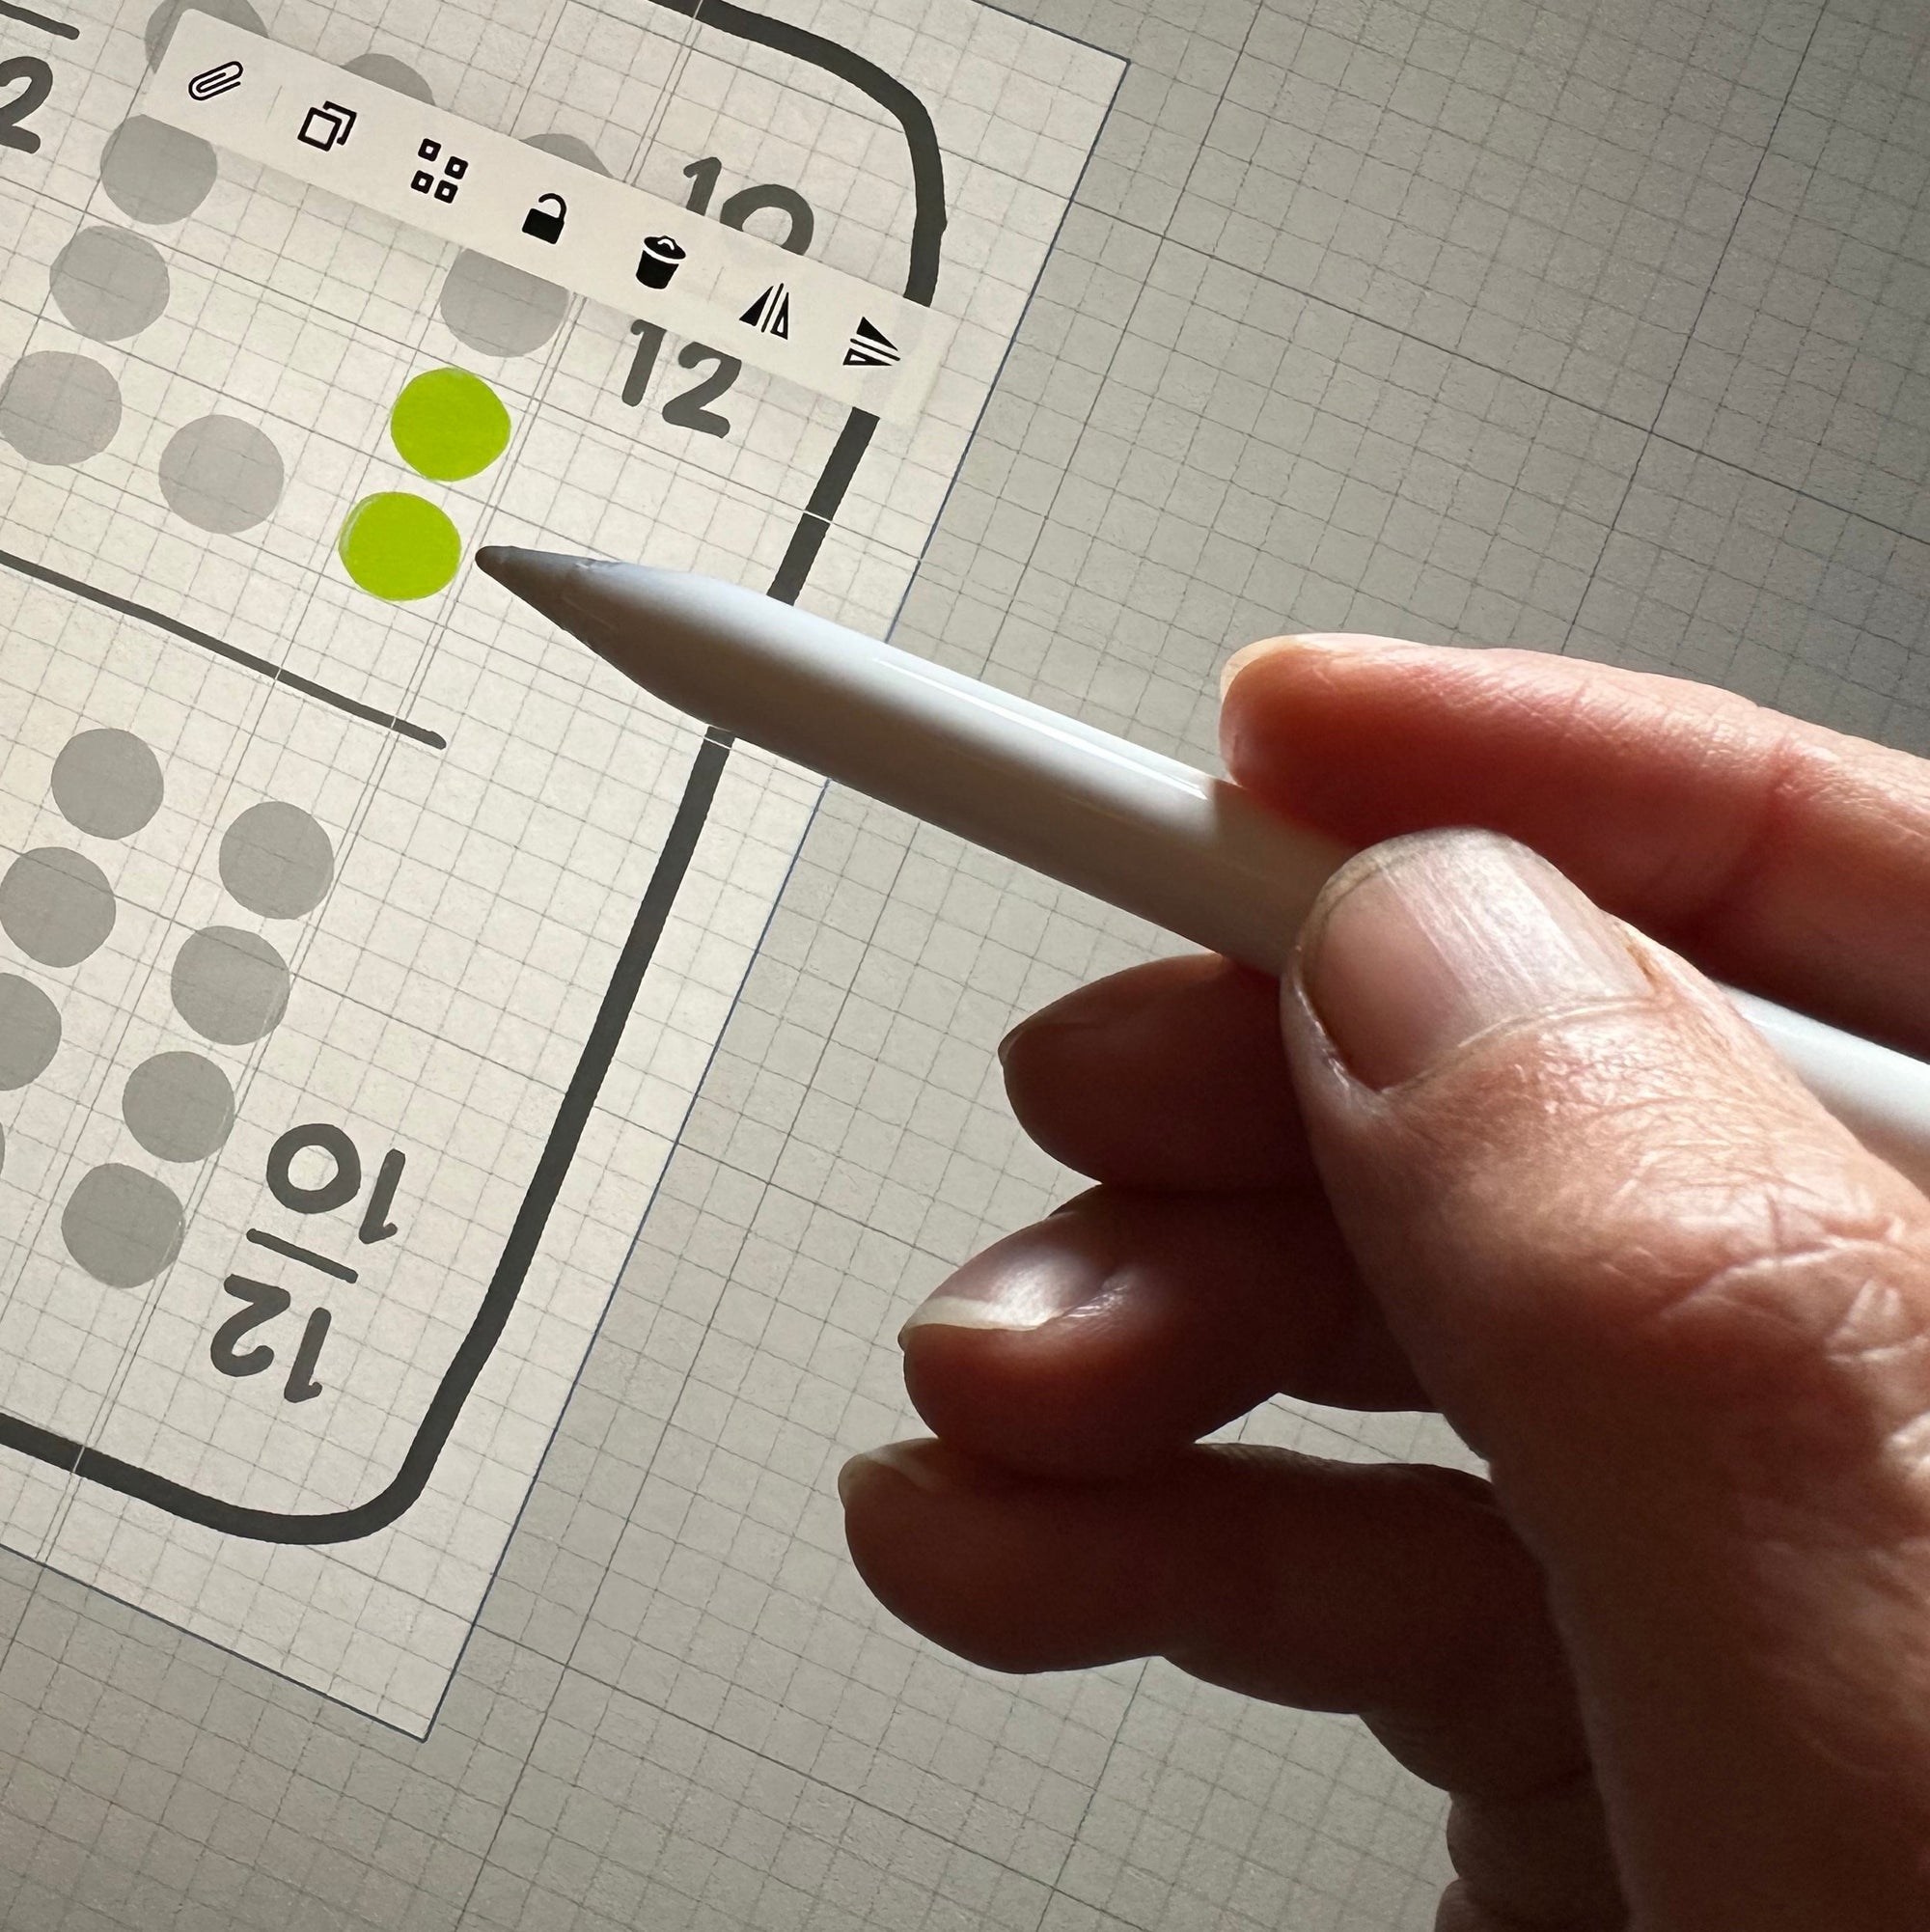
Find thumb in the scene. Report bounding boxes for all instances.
[1279,826,1930,1929]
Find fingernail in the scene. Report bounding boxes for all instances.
[838,1443,944,1503]
[996,973,1148,1066]
[1219,637,1305,699]
[897,1220,1111,1343]
[1296,829,1650,1091]
[1218,633,1413,699]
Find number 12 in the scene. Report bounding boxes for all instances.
[621,323,738,437]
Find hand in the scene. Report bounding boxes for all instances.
[836,633,1930,1932]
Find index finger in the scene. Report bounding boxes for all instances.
[1221,637,1930,1060]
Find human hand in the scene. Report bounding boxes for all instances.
[837,633,1930,1931]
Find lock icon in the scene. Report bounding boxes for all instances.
[521,193,565,243]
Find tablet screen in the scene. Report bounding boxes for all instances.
[0,0,1118,1729]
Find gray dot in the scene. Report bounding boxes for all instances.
[123,1050,234,1162]
[63,1163,184,1287]
[523,130,608,174]
[143,0,262,69]
[439,251,568,358]
[342,52,433,101]
[0,848,116,969]
[171,925,289,1044]
[52,728,164,839]
[0,974,61,1089]
[48,226,171,343]
[0,351,122,465]
[219,801,333,919]
[99,116,217,225]
[158,415,285,535]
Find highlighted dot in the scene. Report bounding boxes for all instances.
[338,492,462,600]
[389,367,511,481]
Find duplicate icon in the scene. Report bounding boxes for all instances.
[297,100,355,152]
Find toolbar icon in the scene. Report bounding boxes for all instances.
[188,59,243,100]
[522,194,565,243]
[297,101,356,152]
[410,138,467,204]
[844,318,899,368]
[741,283,790,339]
[636,235,684,290]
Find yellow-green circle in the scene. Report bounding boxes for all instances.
[337,492,462,600]
[388,367,511,482]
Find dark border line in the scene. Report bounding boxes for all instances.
[0,544,448,749]
[0,0,78,38]
[0,0,946,1540]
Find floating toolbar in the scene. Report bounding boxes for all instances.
[152,14,951,425]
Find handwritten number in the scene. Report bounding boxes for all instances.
[719,182,813,256]
[624,326,737,437]
[211,1278,289,1378]
[664,345,737,438]
[681,154,722,215]
[284,1310,329,1403]
[0,58,50,156]
[360,1149,404,1245]
[267,1122,360,1214]
[623,321,666,406]
[682,160,814,255]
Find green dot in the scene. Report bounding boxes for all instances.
[389,367,511,481]
[337,492,462,600]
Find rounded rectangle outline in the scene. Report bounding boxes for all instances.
[0,0,947,1544]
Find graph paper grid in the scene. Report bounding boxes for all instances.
[1,0,1927,1926]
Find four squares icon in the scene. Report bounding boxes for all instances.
[408,138,468,202]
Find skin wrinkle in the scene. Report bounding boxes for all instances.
[1661,722,1850,955]
[1631,705,1777,929]
[1350,998,1930,1558]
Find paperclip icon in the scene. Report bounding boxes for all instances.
[187,60,244,100]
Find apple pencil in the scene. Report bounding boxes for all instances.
[474,546,1930,1194]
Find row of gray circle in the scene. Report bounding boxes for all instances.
[2,730,333,1045]
[0,726,338,1284]
[0,975,229,1163]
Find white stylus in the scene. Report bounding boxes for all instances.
[475,547,1930,1193]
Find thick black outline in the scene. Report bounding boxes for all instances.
[0,0,946,1541]
[0,0,77,40]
